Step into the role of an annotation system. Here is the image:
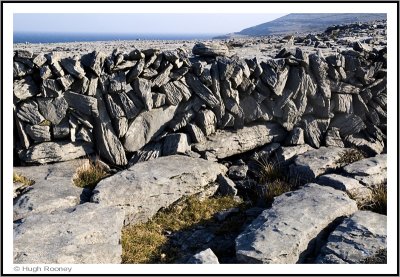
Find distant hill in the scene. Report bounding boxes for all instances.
[236,13,387,36]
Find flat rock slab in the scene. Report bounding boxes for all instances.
[14,202,125,264]
[318,174,371,202]
[18,141,94,164]
[343,154,387,176]
[316,211,387,264]
[193,123,286,159]
[91,155,227,224]
[343,154,387,187]
[289,147,347,181]
[13,160,87,220]
[235,183,357,264]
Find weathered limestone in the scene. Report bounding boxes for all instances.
[343,154,387,187]
[18,141,93,164]
[289,147,347,180]
[216,174,238,196]
[193,123,286,159]
[186,73,220,108]
[343,154,387,176]
[91,155,227,224]
[192,42,229,57]
[163,133,190,155]
[317,211,387,264]
[187,248,220,264]
[14,77,38,101]
[235,183,358,263]
[16,100,45,125]
[93,95,127,166]
[274,144,314,164]
[37,97,68,125]
[318,174,372,201]
[123,105,178,153]
[14,203,125,264]
[13,160,86,220]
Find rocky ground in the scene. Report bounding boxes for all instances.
[12,20,388,265]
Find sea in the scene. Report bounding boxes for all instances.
[13,32,220,44]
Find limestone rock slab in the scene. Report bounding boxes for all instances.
[193,123,286,159]
[316,211,386,264]
[14,203,124,264]
[91,155,227,224]
[235,183,357,264]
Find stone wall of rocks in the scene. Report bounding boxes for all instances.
[13,44,387,166]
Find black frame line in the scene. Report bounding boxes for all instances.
[1,1,399,276]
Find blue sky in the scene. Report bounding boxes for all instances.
[14,13,287,35]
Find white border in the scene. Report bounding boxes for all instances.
[2,2,398,275]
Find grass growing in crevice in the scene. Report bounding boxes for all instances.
[348,183,387,215]
[73,160,109,190]
[250,157,297,207]
[337,148,366,167]
[121,195,244,264]
[363,183,387,215]
[13,172,34,186]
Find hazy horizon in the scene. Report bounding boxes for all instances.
[14,13,288,35]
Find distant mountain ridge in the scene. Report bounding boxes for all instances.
[236,13,387,36]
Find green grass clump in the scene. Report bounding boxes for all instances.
[337,148,365,166]
[121,195,242,264]
[13,172,34,186]
[73,160,109,190]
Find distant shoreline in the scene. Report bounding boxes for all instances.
[13,32,221,44]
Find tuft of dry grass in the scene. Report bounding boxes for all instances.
[365,183,387,215]
[255,157,283,184]
[250,157,296,206]
[349,183,387,215]
[337,148,365,167]
[73,160,109,190]
[13,172,34,186]
[121,195,242,264]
